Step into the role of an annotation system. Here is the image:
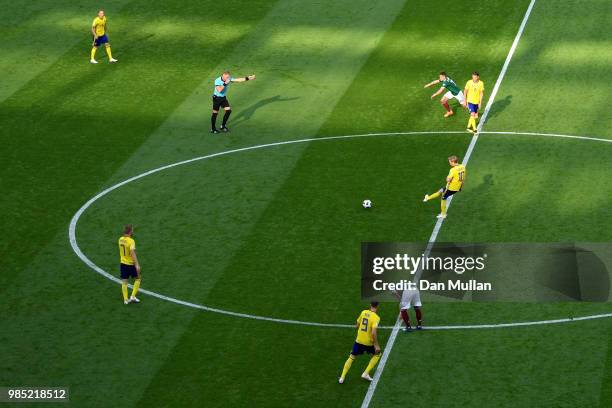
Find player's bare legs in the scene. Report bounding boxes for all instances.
[424,72,461,117]
[400,307,423,332]
[440,96,453,117]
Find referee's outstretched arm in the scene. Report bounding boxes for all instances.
[231,74,256,83]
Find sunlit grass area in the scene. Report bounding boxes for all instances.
[1,0,611,407]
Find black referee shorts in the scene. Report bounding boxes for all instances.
[212,95,230,111]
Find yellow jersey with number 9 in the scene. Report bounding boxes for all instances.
[355,309,380,346]
[118,236,136,265]
[92,16,107,37]
[447,164,466,191]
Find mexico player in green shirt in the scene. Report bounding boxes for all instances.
[424,71,466,117]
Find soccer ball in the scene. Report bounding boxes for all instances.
[362,199,372,209]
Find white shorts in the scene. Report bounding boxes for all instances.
[400,289,422,310]
[444,90,465,104]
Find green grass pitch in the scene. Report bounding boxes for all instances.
[1,0,612,407]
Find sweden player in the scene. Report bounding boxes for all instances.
[90,10,117,64]
[464,72,485,133]
[423,155,466,219]
[211,71,256,133]
[119,224,141,304]
[338,301,382,384]
[424,72,466,117]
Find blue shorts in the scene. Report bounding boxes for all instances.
[442,188,459,199]
[120,264,138,279]
[94,34,109,46]
[468,103,479,113]
[351,342,376,356]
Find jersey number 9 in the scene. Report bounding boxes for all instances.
[360,317,369,332]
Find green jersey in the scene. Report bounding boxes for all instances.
[440,77,461,95]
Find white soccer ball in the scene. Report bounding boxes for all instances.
[362,199,372,209]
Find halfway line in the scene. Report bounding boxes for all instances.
[359,1,537,407]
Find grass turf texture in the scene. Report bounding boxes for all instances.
[1,0,611,407]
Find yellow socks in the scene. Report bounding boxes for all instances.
[340,355,355,380]
[131,279,141,298]
[428,191,441,200]
[441,199,447,215]
[121,282,128,301]
[340,352,381,381]
[364,354,381,376]
[468,116,477,130]
[90,47,97,60]
[105,45,113,60]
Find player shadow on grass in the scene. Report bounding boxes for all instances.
[232,95,299,127]
[466,174,494,209]
[485,95,512,120]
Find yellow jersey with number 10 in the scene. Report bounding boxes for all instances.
[92,16,107,37]
[118,236,136,265]
[355,309,380,346]
[447,164,466,192]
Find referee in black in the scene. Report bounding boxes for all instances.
[211,71,256,133]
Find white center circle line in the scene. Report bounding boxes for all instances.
[68,130,612,330]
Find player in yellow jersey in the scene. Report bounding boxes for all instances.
[118,224,141,304]
[423,155,466,219]
[464,72,484,134]
[90,10,117,64]
[338,301,382,384]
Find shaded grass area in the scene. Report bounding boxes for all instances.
[0,0,131,101]
[479,0,612,135]
[443,135,612,242]
[2,0,612,407]
[374,318,612,408]
[376,0,612,406]
[77,134,467,321]
[2,0,409,406]
[0,0,275,296]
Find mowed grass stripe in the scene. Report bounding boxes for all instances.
[375,1,612,406]
[127,1,412,406]
[201,0,528,324]
[440,0,612,243]
[0,0,280,406]
[0,0,130,102]
[129,1,534,407]
[4,0,409,406]
[377,319,612,408]
[76,0,408,310]
[0,0,275,296]
[470,0,612,137]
